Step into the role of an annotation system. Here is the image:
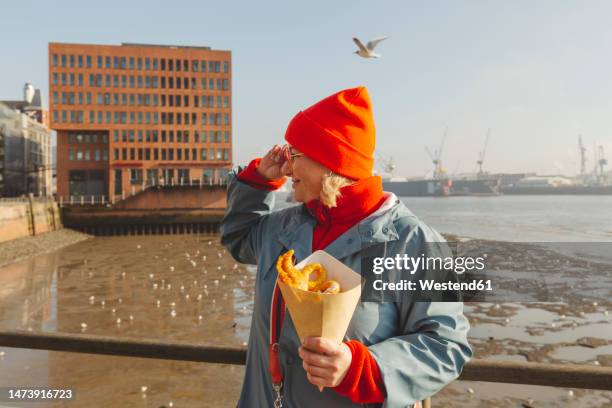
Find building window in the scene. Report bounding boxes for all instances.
[160,58,166,71]
[120,57,126,69]
[129,57,135,69]
[69,55,75,68]
[177,149,182,160]
[97,56,103,68]
[78,55,83,68]
[223,61,229,73]
[175,59,181,71]
[137,58,142,70]
[192,60,199,72]
[130,169,143,184]
[114,148,119,160]
[52,54,58,66]
[95,150,100,161]
[153,58,158,70]
[69,149,74,160]
[105,56,111,68]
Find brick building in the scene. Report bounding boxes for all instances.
[49,42,232,200]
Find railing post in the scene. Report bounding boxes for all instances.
[102,196,105,205]
[80,195,84,205]
[122,191,125,201]
[131,186,135,196]
[91,195,94,205]
[70,196,73,205]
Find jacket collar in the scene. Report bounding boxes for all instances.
[304,176,385,227]
[277,192,402,261]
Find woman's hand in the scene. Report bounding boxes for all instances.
[299,337,352,388]
[257,144,288,181]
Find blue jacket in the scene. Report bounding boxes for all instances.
[220,170,472,407]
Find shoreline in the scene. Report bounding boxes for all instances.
[0,228,93,268]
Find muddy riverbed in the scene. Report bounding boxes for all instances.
[0,234,610,407]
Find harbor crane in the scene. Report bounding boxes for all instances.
[375,152,395,177]
[596,145,607,183]
[578,135,587,176]
[425,127,447,180]
[477,129,491,177]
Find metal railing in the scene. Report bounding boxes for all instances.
[0,330,610,391]
[58,195,108,206]
[57,178,229,206]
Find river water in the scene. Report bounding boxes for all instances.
[0,195,610,407]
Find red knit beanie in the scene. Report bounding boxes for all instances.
[284,86,376,180]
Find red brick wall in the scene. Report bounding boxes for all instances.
[49,42,232,201]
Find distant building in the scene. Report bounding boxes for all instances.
[515,175,575,188]
[48,42,232,200]
[0,83,53,197]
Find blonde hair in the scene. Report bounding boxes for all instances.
[319,172,355,207]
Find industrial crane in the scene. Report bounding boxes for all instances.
[375,152,395,177]
[477,129,491,177]
[425,127,447,180]
[596,145,608,183]
[578,135,587,177]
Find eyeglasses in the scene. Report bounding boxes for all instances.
[282,146,304,166]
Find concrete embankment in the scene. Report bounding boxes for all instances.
[0,197,62,243]
[0,197,92,267]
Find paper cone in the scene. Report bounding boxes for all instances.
[277,250,362,391]
[277,250,362,342]
[278,250,362,391]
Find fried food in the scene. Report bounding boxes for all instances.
[276,250,341,294]
[317,280,341,294]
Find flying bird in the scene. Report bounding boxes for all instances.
[353,36,389,58]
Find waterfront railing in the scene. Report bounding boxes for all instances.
[0,330,610,392]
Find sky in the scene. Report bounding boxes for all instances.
[2,0,611,178]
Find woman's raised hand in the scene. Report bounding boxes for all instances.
[257,144,288,181]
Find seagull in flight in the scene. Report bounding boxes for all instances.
[353,36,389,58]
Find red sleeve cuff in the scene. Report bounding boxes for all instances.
[333,340,386,404]
[237,158,286,191]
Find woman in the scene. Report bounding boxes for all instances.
[221,86,471,407]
